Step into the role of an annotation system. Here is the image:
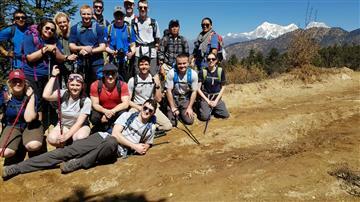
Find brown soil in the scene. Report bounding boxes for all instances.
[1,68,359,201]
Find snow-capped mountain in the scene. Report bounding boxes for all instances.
[305,21,330,29]
[223,21,299,46]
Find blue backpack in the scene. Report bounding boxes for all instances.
[173,67,192,89]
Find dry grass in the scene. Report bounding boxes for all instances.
[226,65,267,84]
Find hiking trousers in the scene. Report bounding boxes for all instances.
[198,98,229,121]
[167,99,194,126]
[15,134,118,174]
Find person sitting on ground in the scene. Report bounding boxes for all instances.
[128,55,172,134]
[197,53,229,121]
[42,66,91,147]
[2,99,157,179]
[0,70,44,166]
[105,6,136,81]
[165,53,198,126]
[90,63,130,133]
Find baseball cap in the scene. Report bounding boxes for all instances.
[114,6,126,15]
[103,63,118,72]
[124,0,134,3]
[138,55,151,64]
[169,19,180,28]
[9,69,25,81]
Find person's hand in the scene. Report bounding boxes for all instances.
[84,46,92,54]
[172,107,179,117]
[51,65,60,76]
[44,44,57,54]
[6,51,14,58]
[101,114,109,123]
[209,100,217,108]
[153,74,161,86]
[133,143,147,155]
[104,109,115,119]
[111,50,118,57]
[26,86,34,97]
[185,107,194,119]
[66,54,77,61]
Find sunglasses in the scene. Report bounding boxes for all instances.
[143,106,154,114]
[10,78,24,84]
[201,23,210,28]
[68,74,84,83]
[44,26,56,33]
[207,58,217,61]
[139,6,148,10]
[15,16,27,20]
[94,5,103,9]
[104,71,117,77]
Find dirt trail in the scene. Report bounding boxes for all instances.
[1,68,359,201]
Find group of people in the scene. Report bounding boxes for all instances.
[0,0,229,180]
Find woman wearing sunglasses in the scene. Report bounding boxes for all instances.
[23,19,68,129]
[54,12,78,88]
[192,17,221,70]
[43,66,91,147]
[197,53,229,121]
[0,70,44,165]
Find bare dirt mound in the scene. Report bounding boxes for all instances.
[1,68,359,201]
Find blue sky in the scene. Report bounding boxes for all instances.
[73,0,359,39]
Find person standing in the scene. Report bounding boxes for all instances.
[131,0,160,76]
[158,19,189,79]
[0,10,29,69]
[69,4,106,93]
[92,0,110,28]
[105,6,136,81]
[123,0,136,26]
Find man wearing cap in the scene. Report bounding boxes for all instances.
[105,6,136,81]
[69,4,106,93]
[0,69,44,165]
[131,0,161,76]
[92,0,110,28]
[128,55,172,134]
[89,63,130,133]
[124,0,136,26]
[158,19,189,78]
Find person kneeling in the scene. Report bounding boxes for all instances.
[2,99,157,180]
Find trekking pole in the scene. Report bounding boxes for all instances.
[174,114,200,145]
[0,97,29,157]
[56,75,64,147]
[47,54,52,130]
[203,107,213,135]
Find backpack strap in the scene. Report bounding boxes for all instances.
[173,67,192,90]
[131,76,138,101]
[107,23,114,46]
[186,68,192,87]
[116,80,122,96]
[217,67,223,81]
[97,79,103,95]
[76,21,98,42]
[150,18,158,43]
[202,68,208,81]
[10,25,16,40]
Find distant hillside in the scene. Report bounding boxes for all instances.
[225,27,360,59]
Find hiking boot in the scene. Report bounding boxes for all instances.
[2,165,21,180]
[60,159,82,174]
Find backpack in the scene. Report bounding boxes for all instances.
[124,112,156,143]
[97,79,122,96]
[131,75,155,101]
[162,34,187,56]
[106,23,132,49]
[61,90,86,109]
[209,31,226,61]
[173,67,192,90]
[76,21,98,42]
[21,24,44,80]
[202,67,223,82]
[131,18,159,45]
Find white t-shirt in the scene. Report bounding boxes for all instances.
[134,17,160,58]
[165,68,198,96]
[98,112,155,157]
[128,74,155,105]
[59,90,92,127]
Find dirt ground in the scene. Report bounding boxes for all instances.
[1,68,359,201]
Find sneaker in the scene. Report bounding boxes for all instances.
[60,159,82,174]
[2,165,21,180]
